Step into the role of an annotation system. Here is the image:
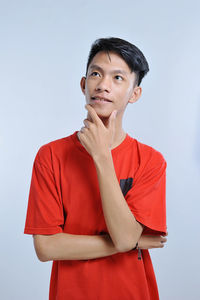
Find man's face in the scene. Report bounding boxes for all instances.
[80,51,141,119]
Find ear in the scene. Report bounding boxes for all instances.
[80,76,86,95]
[128,86,142,104]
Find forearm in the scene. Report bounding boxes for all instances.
[33,232,119,262]
[94,152,143,252]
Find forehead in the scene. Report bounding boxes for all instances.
[88,51,132,74]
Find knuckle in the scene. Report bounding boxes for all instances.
[80,126,87,133]
[83,119,89,126]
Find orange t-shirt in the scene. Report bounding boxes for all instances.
[24,131,167,300]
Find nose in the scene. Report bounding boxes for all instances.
[95,76,111,93]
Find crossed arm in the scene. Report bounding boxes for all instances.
[33,105,167,262]
[33,232,167,262]
[33,153,167,262]
[33,148,167,262]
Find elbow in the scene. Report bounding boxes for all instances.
[115,237,138,253]
[36,251,49,262]
[33,235,51,262]
[116,244,133,253]
[116,223,144,253]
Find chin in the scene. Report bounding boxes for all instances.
[94,109,111,119]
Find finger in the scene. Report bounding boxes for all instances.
[83,119,93,129]
[108,110,117,130]
[160,238,167,248]
[80,126,88,133]
[85,104,103,126]
[78,130,87,146]
[161,237,167,243]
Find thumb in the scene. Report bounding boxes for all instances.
[108,110,117,130]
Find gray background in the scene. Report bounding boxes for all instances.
[1,0,200,299]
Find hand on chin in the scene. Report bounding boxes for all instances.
[89,106,111,119]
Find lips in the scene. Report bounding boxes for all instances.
[91,96,112,102]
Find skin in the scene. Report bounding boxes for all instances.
[78,51,163,252]
[80,51,142,148]
[33,51,167,262]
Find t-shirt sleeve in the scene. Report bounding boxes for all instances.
[24,146,64,235]
[126,149,167,235]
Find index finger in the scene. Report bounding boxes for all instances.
[85,104,103,126]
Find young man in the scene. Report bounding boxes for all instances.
[24,37,167,300]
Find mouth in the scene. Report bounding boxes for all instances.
[91,96,112,103]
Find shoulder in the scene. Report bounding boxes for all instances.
[139,140,166,165]
[128,134,167,169]
[34,132,76,168]
[127,137,167,185]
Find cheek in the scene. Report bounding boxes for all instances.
[126,82,134,94]
[119,86,132,100]
[84,83,91,98]
[85,80,94,93]
[125,85,134,100]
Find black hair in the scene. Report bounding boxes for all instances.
[86,37,149,86]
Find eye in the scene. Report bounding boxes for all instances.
[90,71,100,77]
[115,75,123,81]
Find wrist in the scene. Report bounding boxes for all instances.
[132,242,139,251]
[93,149,112,165]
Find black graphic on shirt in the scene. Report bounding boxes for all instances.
[120,178,133,197]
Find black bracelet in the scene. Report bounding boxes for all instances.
[132,242,138,251]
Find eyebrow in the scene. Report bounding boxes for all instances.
[89,64,129,76]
